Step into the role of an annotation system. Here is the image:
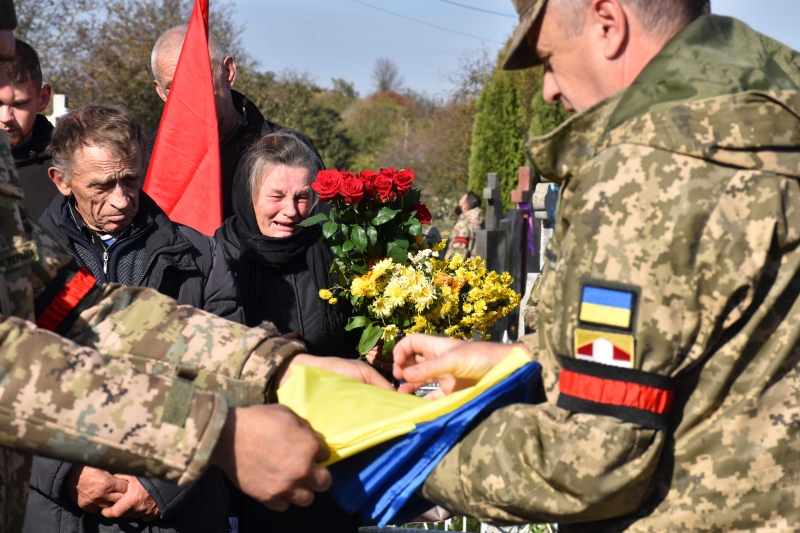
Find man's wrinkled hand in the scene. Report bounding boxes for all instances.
[65,465,128,514]
[210,404,332,512]
[392,334,526,399]
[100,475,160,521]
[278,354,394,390]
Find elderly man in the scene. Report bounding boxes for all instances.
[41,103,240,320]
[31,103,244,532]
[393,0,800,531]
[0,38,58,217]
[150,26,311,220]
[0,5,391,532]
[444,191,482,260]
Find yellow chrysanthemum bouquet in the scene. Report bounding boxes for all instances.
[328,242,521,358]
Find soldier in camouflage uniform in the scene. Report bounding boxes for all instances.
[394,0,800,531]
[444,191,483,260]
[0,5,389,532]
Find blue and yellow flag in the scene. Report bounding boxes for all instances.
[579,285,633,329]
[277,349,543,526]
[278,348,533,465]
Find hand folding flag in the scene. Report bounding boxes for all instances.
[278,348,543,526]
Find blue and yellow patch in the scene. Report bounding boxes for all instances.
[579,285,633,329]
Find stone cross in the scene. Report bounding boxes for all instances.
[510,167,534,204]
[483,173,503,231]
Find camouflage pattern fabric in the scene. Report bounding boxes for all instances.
[0,0,15,31]
[423,16,800,531]
[445,207,483,259]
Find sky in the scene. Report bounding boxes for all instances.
[231,0,800,98]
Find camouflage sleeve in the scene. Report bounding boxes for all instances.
[64,284,305,406]
[444,215,470,260]
[0,315,228,487]
[0,0,16,30]
[421,343,664,524]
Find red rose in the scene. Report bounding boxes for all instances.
[411,202,431,225]
[375,175,397,203]
[394,169,415,196]
[340,171,356,180]
[358,170,377,197]
[313,170,343,200]
[340,178,365,204]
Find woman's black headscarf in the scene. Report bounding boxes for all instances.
[230,153,344,334]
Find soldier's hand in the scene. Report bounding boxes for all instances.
[277,354,394,390]
[100,475,160,521]
[210,404,332,511]
[65,465,128,514]
[393,334,527,399]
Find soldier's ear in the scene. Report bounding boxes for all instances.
[48,167,72,196]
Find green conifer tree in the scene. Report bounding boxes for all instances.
[527,68,567,177]
[467,67,525,211]
[529,74,567,139]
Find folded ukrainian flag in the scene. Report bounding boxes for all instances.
[278,348,542,526]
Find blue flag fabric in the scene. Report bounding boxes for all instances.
[329,361,543,526]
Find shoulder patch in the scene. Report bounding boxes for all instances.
[579,285,634,329]
[575,328,634,369]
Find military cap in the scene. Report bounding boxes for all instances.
[503,0,547,70]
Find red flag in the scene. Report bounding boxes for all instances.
[144,0,222,236]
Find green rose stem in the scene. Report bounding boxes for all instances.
[353,211,368,267]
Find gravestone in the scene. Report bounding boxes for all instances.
[474,173,507,271]
[483,173,503,231]
[508,167,541,341]
[532,181,559,270]
[475,174,511,340]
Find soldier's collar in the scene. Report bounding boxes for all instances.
[528,92,624,185]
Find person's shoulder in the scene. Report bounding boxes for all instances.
[174,223,214,252]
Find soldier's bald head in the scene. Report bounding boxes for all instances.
[151,25,226,90]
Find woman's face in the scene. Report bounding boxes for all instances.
[253,166,315,238]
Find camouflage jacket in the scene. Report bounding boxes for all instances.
[0,0,14,31]
[423,16,800,532]
[445,207,483,259]
[0,132,303,530]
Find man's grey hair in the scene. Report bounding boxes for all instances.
[553,0,711,38]
[151,25,226,86]
[243,132,324,203]
[50,104,147,182]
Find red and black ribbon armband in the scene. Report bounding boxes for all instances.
[557,356,674,430]
[35,262,100,336]
[453,237,469,245]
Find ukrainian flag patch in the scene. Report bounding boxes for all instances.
[579,285,634,329]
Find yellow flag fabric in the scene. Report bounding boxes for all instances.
[278,348,530,465]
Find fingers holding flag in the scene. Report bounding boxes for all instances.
[392,334,529,398]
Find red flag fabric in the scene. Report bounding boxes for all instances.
[143,0,222,236]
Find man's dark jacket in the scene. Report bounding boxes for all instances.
[12,114,59,218]
[25,191,242,533]
[147,89,315,220]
